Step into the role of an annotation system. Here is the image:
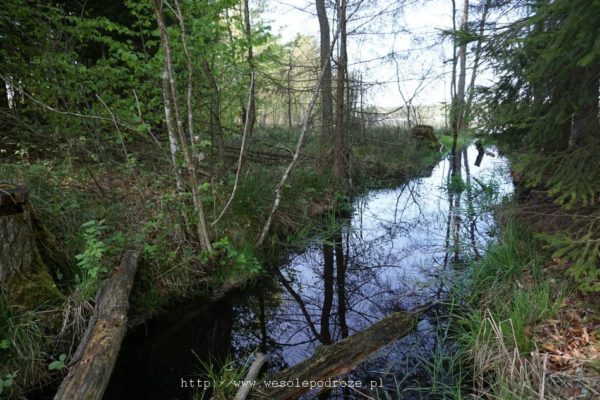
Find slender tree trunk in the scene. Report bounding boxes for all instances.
[464,0,491,128]
[315,0,334,168]
[333,0,348,180]
[161,70,185,193]
[450,0,459,168]
[243,0,256,138]
[321,242,334,344]
[287,53,293,129]
[256,16,341,246]
[359,73,365,136]
[154,0,212,251]
[455,0,469,131]
[450,0,468,174]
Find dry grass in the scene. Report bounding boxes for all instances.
[471,308,600,399]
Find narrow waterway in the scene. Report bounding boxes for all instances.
[231,143,513,397]
[106,143,513,399]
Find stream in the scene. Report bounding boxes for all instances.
[105,143,513,400]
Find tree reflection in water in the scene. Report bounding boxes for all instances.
[232,144,512,399]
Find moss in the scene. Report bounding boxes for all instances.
[5,269,64,315]
[4,236,64,333]
[29,204,77,282]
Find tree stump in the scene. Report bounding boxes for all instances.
[410,125,441,149]
[0,183,63,309]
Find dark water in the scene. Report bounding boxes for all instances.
[106,144,512,399]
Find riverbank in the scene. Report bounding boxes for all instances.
[0,126,442,398]
[164,141,513,400]
[444,149,600,399]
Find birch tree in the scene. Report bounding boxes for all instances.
[154,0,212,251]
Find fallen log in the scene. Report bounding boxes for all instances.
[54,250,140,400]
[234,353,267,400]
[251,310,420,400]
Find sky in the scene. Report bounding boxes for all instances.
[261,0,460,109]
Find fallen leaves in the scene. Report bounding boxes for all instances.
[532,295,600,398]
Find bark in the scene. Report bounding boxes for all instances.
[315,0,334,167]
[450,0,459,169]
[333,0,348,180]
[243,0,256,138]
[154,0,212,251]
[450,0,468,174]
[455,0,469,130]
[0,184,63,309]
[234,353,267,400]
[287,54,293,129]
[0,79,8,110]
[161,69,185,193]
[464,0,491,127]
[251,310,419,400]
[54,251,140,400]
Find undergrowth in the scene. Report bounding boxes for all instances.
[420,220,567,399]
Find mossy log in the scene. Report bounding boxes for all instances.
[251,310,419,400]
[54,250,140,400]
[0,183,63,310]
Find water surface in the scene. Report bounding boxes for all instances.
[107,143,513,399]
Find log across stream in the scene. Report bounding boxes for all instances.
[106,144,513,400]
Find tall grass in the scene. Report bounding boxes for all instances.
[0,295,49,397]
[390,221,565,400]
[192,356,253,400]
[455,222,564,398]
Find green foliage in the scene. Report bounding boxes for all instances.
[193,356,253,400]
[76,220,108,280]
[541,231,600,292]
[334,193,353,215]
[480,0,600,294]
[452,222,564,398]
[74,219,124,300]
[351,127,442,188]
[0,295,46,397]
[439,133,471,153]
[0,372,16,395]
[515,147,600,209]
[447,175,467,194]
[203,237,262,285]
[48,354,67,371]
